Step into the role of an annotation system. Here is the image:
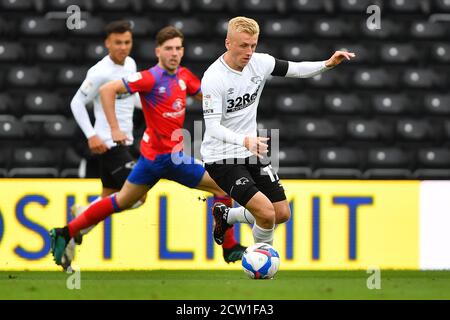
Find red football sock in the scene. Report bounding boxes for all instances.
[214,195,238,249]
[68,195,121,238]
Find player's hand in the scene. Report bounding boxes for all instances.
[244,136,270,159]
[88,135,109,154]
[111,128,130,146]
[325,51,356,68]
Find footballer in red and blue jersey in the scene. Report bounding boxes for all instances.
[121,64,204,188]
[123,65,201,161]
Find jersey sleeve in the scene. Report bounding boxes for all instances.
[184,68,201,96]
[255,53,277,77]
[122,70,155,94]
[201,72,223,120]
[78,69,105,103]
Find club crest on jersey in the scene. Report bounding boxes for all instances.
[127,72,142,83]
[251,76,262,84]
[158,86,166,95]
[178,79,186,91]
[172,98,183,111]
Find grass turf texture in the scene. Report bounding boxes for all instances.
[1,270,450,300]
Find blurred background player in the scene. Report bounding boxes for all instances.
[201,17,355,246]
[51,26,245,267]
[63,20,146,270]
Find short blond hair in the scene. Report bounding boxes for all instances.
[227,16,260,37]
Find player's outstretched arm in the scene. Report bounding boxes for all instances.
[325,50,356,68]
[275,50,356,79]
[99,80,130,145]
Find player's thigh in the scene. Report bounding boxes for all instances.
[245,191,276,223]
[164,153,206,189]
[194,170,226,196]
[249,163,287,204]
[205,162,259,207]
[116,180,151,209]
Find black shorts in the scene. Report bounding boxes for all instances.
[98,146,136,190]
[205,156,286,206]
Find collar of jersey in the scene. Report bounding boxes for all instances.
[219,54,243,75]
[153,64,179,77]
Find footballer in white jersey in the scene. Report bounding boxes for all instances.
[62,21,146,271]
[201,17,355,248]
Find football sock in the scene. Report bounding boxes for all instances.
[213,195,237,249]
[252,223,274,246]
[68,195,122,238]
[227,207,256,225]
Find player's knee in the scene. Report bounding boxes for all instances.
[254,204,276,228]
[275,205,291,224]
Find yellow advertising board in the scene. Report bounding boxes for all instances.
[0,179,420,270]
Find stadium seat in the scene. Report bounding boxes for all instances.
[0,42,25,62]
[313,147,362,179]
[0,93,13,114]
[69,17,106,36]
[0,116,26,140]
[265,75,298,89]
[282,43,326,61]
[60,148,83,178]
[57,66,88,86]
[47,0,92,11]
[0,0,35,11]
[290,0,330,13]
[361,20,404,39]
[333,43,374,64]
[337,0,383,12]
[135,42,157,62]
[403,69,442,89]
[276,146,312,179]
[43,118,78,139]
[85,42,107,61]
[396,119,431,141]
[127,17,157,37]
[275,94,321,114]
[20,17,61,36]
[9,147,59,178]
[215,19,229,37]
[424,94,450,115]
[7,67,45,88]
[372,94,412,115]
[432,0,450,12]
[36,42,71,61]
[410,21,447,39]
[146,0,183,11]
[380,44,418,63]
[24,93,62,114]
[263,19,306,38]
[313,19,352,38]
[0,148,8,177]
[387,0,425,13]
[192,0,228,12]
[431,43,450,63]
[295,119,340,141]
[417,148,450,168]
[346,119,388,141]
[306,71,344,89]
[168,18,205,37]
[240,0,280,13]
[363,148,412,178]
[413,148,450,179]
[444,121,450,140]
[353,69,396,89]
[184,42,222,62]
[96,0,131,11]
[324,94,364,115]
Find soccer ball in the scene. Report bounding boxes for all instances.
[241,243,280,279]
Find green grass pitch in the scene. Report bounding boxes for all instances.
[1,270,450,300]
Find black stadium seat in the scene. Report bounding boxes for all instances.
[24,93,62,114]
[275,94,320,114]
[313,147,361,179]
[263,19,306,38]
[36,42,71,61]
[290,0,330,13]
[410,21,447,39]
[414,148,450,179]
[57,66,88,86]
[431,43,450,63]
[9,147,59,178]
[396,120,431,141]
[96,0,131,11]
[276,147,312,179]
[0,42,25,62]
[0,116,26,140]
[387,0,425,13]
[192,0,228,12]
[364,148,412,179]
[324,94,364,115]
[424,94,450,115]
